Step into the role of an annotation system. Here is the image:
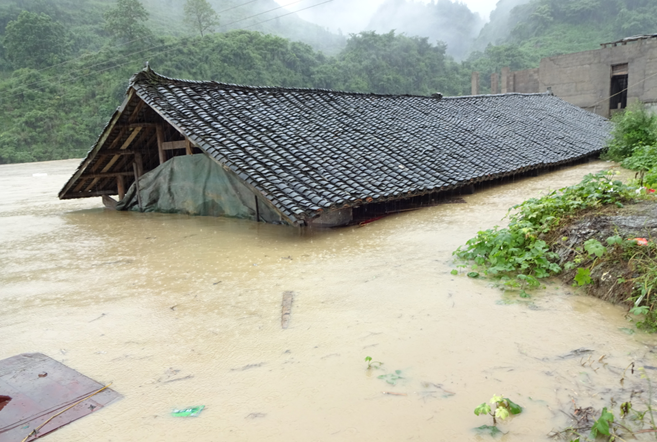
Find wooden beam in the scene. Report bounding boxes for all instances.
[162,140,187,151]
[116,122,158,129]
[98,150,139,156]
[185,138,193,155]
[128,99,145,123]
[117,175,125,200]
[81,171,134,179]
[63,190,118,199]
[156,125,166,165]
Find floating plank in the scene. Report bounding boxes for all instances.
[281,291,294,329]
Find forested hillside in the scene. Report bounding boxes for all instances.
[466,0,657,92]
[2,0,657,164]
[0,0,468,163]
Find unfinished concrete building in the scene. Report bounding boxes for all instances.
[473,34,657,118]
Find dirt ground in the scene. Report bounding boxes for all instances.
[552,198,657,305]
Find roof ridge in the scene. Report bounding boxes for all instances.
[129,66,552,101]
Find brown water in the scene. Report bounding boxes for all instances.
[1,159,656,441]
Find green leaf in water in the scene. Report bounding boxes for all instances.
[504,398,523,415]
[451,269,458,275]
[473,425,503,437]
[619,327,636,335]
[590,407,614,438]
[467,271,480,278]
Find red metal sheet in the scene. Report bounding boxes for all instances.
[0,353,121,441]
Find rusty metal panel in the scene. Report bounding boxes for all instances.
[0,353,121,442]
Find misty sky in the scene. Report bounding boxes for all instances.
[274,0,501,34]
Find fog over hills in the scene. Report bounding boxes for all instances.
[276,0,531,59]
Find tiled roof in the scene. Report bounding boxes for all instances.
[62,68,611,223]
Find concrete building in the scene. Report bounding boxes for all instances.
[472,34,657,118]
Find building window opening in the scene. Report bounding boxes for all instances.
[610,63,628,112]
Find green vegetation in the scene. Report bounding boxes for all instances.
[454,171,636,290]
[474,395,522,436]
[455,103,657,331]
[364,356,382,369]
[104,0,151,43]
[184,0,219,37]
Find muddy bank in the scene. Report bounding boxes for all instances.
[552,199,657,306]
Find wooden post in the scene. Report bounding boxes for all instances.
[254,195,260,222]
[133,162,143,212]
[185,138,193,155]
[134,152,144,177]
[117,175,125,200]
[156,125,166,165]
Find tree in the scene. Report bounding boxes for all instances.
[184,0,220,37]
[3,11,69,69]
[104,0,151,43]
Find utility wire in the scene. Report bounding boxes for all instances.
[0,0,334,101]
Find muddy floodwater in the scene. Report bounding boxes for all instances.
[1,159,656,441]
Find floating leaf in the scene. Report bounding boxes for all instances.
[618,327,636,335]
[505,398,523,415]
[467,271,480,278]
[450,269,458,276]
[473,425,502,437]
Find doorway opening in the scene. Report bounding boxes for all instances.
[610,63,628,114]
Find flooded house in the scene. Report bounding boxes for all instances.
[59,67,611,227]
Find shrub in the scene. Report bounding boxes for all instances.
[604,101,657,161]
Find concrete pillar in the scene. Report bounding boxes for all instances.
[491,73,499,94]
[501,67,510,93]
[471,71,480,95]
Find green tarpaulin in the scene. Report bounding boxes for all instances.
[117,154,289,224]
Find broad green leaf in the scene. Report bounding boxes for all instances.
[495,407,509,421]
[505,398,523,415]
[574,268,592,286]
[584,239,606,257]
[450,269,458,275]
[467,272,480,278]
[590,407,614,438]
[474,403,491,416]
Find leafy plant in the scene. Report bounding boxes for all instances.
[474,395,523,426]
[604,102,657,161]
[454,171,636,292]
[364,356,382,369]
[590,407,614,438]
